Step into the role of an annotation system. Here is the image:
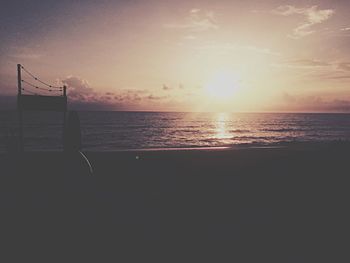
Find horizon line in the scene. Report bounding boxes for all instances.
[0,109,349,114]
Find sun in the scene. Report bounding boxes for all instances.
[204,70,241,100]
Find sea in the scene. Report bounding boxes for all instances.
[1,111,350,152]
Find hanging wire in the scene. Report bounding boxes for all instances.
[21,88,37,95]
[21,79,62,93]
[21,65,63,89]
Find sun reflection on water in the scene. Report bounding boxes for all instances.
[215,112,232,140]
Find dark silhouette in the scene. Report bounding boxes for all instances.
[15,64,93,176]
[1,141,349,261]
[16,64,67,151]
[63,110,82,152]
[63,110,93,176]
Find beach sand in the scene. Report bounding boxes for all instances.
[0,142,349,261]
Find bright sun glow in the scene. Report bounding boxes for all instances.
[204,70,241,100]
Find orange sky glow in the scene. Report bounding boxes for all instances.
[1,0,350,112]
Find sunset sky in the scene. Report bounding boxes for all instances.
[1,0,350,112]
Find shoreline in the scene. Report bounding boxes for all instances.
[1,141,349,177]
[1,140,349,155]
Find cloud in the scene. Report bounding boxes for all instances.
[190,8,200,14]
[116,90,143,102]
[184,35,196,40]
[164,9,218,32]
[279,58,330,68]
[272,5,335,39]
[7,46,43,60]
[162,83,186,91]
[196,43,280,56]
[240,45,280,56]
[60,76,150,110]
[61,76,120,109]
[277,92,350,112]
[61,76,95,102]
[147,94,167,100]
[162,84,171,90]
[274,58,350,81]
[308,71,350,81]
[337,62,350,71]
[60,75,176,111]
[277,58,350,75]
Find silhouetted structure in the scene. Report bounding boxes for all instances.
[63,111,81,152]
[63,110,93,175]
[16,64,93,175]
[17,64,67,151]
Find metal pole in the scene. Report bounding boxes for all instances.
[17,64,23,152]
[63,85,67,151]
[63,85,67,125]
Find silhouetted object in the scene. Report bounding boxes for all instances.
[16,64,67,151]
[63,111,93,176]
[64,111,82,152]
[18,95,67,111]
[16,64,93,176]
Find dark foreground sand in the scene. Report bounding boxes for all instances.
[0,142,349,261]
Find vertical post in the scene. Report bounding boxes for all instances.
[63,85,67,151]
[17,64,23,152]
[63,86,67,124]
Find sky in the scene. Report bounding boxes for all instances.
[1,0,350,112]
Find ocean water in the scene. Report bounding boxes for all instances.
[1,111,350,152]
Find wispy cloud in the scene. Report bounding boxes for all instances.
[60,76,175,110]
[238,45,280,56]
[164,9,218,32]
[196,43,280,56]
[147,94,168,100]
[114,90,144,102]
[7,46,43,60]
[272,5,335,39]
[337,62,350,71]
[277,58,350,71]
[280,92,350,112]
[184,35,196,40]
[274,58,350,82]
[279,58,331,68]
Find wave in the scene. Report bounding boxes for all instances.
[260,128,306,132]
[230,129,250,133]
[1,111,350,152]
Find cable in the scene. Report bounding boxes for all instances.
[22,80,63,97]
[21,88,37,95]
[21,65,63,89]
[21,87,64,97]
[21,79,62,93]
